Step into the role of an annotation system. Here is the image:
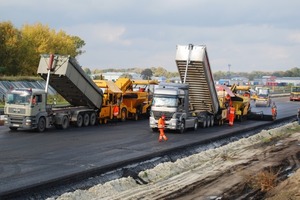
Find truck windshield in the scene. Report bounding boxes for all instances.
[258,89,269,95]
[6,92,31,105]
[152,96,177,107]
[291,87,300,92]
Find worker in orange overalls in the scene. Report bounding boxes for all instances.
[271,102,277,121]
[158,114,168,142]
[228,106,235,126]
[225,94,232,120]
[113,105,119,124]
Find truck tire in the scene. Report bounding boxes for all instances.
[193,120,198,131]
[36,117,46,132]
[210,116,214,127]
[179,120,185,134]
[90,112,96,126]
[9,127,18,131]
[76,114,83,127]
[201,116,207,128]
[134,113,139,121]
[61,116,69,129]
[152,128,158,132]
[83,113,90,126]
[206,116,211,127]
[121,108,127,122]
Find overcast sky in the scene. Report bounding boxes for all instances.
[1,0,300,72]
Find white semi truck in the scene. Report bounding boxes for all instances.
[149,44,228,133]
[3,54,103,132]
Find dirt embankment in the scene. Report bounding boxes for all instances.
[49,122,300,200]
[175,130,300,200]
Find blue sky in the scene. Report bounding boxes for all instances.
[1,0,300,72]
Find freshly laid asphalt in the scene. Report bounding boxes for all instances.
[0,97,298,198]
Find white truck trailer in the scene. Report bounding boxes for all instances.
[149,44,227,133]
[3,54,103,132]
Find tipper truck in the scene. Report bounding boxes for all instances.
[149,44,228,133]
[3,54,103,132]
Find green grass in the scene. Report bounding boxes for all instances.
[0,76,42,81]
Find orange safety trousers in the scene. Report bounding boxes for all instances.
[159,128,168,142]
[229,107,235,126]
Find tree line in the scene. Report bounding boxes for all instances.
[1,21,299,80]
[0,21,85,76]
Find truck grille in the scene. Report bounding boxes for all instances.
[8,115,24,125]
[8,107,26,114]
[152,111,172,120]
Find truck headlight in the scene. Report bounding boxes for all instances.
[25,118,32,126]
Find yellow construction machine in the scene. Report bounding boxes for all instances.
[94,78,158,123]
[255,87,271,107]
[93,80,124,124]
[230,84,252,121]
[115,78,158,121]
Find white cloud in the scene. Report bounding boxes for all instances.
[64,23,131,45]
[1,0,300,72]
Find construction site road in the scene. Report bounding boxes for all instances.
[0,97,298,199]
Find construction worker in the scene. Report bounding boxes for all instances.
[113,105,119,124]
[31,96,36,105]
[228,106,235,126]
[225,94,232,108]
[271,102,277,120]
[158,114,168,142]
[225,94,232,120]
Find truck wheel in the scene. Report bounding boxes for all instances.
[90,112,96,126]
[76,114,83,127]
[9,127,18,131]
[36,117,46,132]
[134,113,139,121]
[83,113,90,126]
[202,117,207,128]
[193,120,198,131]
[61,116,69,129]
[121,108,127,122]
[210,116,214,127]
[179,120,185,134]
[152,128,158,132]
[206,116,211,127]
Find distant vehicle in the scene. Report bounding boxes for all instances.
[290,86,300,101]
[255,88,271,107]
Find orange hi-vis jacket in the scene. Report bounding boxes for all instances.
[113,106,119,117]
[158,117,165,129]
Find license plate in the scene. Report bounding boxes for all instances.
[12,124,20,127]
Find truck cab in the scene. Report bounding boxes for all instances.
[149,83,198,133]
[3,88,48,132]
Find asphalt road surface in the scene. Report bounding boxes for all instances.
[0,97,299,197]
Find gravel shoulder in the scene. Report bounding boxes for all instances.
[48,122,300,200]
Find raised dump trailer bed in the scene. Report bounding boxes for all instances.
[37,54,103,109]
[3,54,103,132]
[175,44,220,115]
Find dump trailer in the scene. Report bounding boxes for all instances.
[149,44,228,133]
[3,54,103,132]
[175,44,227,127]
